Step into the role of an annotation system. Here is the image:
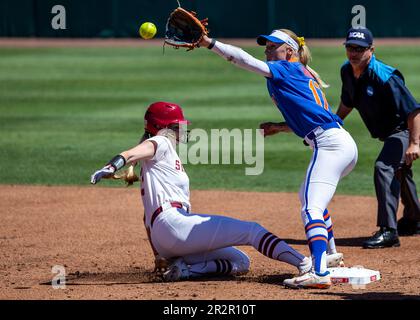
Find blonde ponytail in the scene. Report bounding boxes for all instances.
[280,29,330,88]
[298,42,311,65]
[306,65,330,88]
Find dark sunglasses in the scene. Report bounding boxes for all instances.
[345,45,371,53]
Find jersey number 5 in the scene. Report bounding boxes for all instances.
[309,79,329,110]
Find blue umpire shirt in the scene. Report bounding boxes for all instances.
[341,54,419,140]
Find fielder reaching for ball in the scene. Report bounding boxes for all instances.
[90,102,344,282]
[198,30,358,289]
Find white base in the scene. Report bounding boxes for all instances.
[327,266,381,286]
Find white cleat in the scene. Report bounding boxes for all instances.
[327,252,345,268]
[283,271,332,289]
[162,258,190,282]
[298,257,312,275]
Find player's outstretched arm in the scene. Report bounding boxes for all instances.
[200,35,272,78]
[120,140,156,164]
[90,140,156,184]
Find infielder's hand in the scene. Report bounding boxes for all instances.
[259,122,291,137]
[199,35,212,48]
[405,143,420,165]
[90,165,115,184]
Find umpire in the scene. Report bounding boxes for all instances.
[336,28,420,249]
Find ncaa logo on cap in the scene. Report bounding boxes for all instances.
[349,32,365,39]
[367,86,374,96]
[344,27,373,48]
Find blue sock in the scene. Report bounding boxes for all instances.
[305,220,328,274]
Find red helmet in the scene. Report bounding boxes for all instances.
[144,101,191,136]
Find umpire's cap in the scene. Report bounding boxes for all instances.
[344,28,373,47]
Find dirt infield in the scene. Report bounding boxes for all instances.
[1,185,419,300]
[1,37,420,48]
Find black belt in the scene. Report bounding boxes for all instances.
[150,202,184,227]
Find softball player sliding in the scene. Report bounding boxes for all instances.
[199,29,358,289]
[90,102,343,282]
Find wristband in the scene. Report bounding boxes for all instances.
[207,38,216,50]
[107,154,126,171]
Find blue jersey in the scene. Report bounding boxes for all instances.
[266,60,343,138]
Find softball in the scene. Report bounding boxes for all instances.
[139,22,157,40]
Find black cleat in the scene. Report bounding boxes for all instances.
[363,227,400,249]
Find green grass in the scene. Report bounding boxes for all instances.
[0,45,419,195]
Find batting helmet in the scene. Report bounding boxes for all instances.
[144,101,191,136]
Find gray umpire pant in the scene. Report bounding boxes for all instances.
[374,130,420,229]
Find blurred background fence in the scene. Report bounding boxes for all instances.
[1,0,419,38]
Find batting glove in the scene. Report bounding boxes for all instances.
[90,165,115,184]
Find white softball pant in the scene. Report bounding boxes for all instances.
[299,126,358,273]
[150,207,306,277]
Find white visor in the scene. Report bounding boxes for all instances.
[257,30,299,51]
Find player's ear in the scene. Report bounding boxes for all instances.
[286,47,294,60]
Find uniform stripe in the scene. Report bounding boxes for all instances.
[225,260,233,275]
[305,219,327,227]
[305,222,327,232]
[268,238,282,259]
[306,228,328,240]
[304,139,318,221]
[308,236,328,243]
[262,235,276,256]
[305,220,327,231]
[220,260,227,274]
[308,233,328,241]
[258,232,272,253]
[215,260,221,273]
